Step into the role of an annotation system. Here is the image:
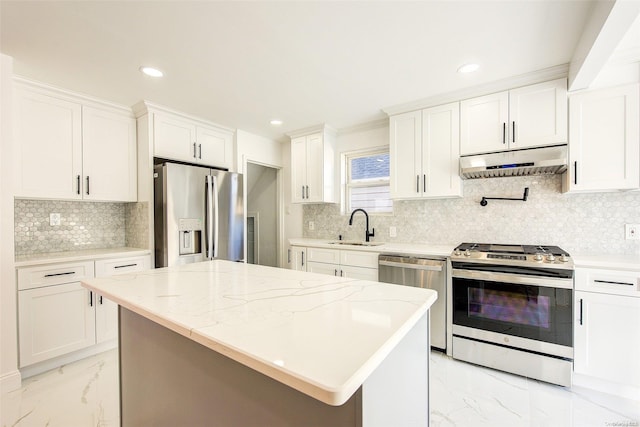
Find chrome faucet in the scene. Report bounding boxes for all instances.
[348,208,375,242]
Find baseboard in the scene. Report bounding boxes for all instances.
[572,373,640,402]
[0,370,22,393]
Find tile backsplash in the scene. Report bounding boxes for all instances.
[303,175,640,256]
[14,199,149,255]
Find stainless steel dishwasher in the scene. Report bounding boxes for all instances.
[378,254,446,351]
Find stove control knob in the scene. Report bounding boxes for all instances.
[560,254,570,263]
[464,250,471,257]
[454,249,461,256]
[546,254,556,262]
[534,253,544,262]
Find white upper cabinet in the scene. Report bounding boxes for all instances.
[390,102,461,200]
[14,85,83,200]
[82,106,137,201]
[14,80,137,201]
[564,83,639,193]
[460,78,567,155]
[153,111,233,170]
[290,127,335,203]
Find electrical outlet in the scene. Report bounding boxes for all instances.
[49,213,61,226]
[308,221,315,231]
[389,226,397,238]
[625,224,640,240]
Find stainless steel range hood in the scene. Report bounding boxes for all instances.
[460,145,568,179]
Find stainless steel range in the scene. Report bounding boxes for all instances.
[450,243,574,387]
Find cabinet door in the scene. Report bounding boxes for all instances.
[18,282,96,367]
[390,111,422,199]
[460,91,509,155]
[305,133,324,202]
[14,87,83,199]
[82,106,137,201]
[307,261,339,277]
[95,255,151,343]
[567,84,639,192]
[422,102,462,198]
[153,113,197,162]
[509,78,567,149]
[290,136,307,203]
[307,247,340,264]
[574,291,640,387]
[289,246,307,271]
[197,126,233,170]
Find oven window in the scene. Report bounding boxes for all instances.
[453,277,572,347]
[468,288,550,329]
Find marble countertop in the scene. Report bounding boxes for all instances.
[572,254,640,271]
[15,247,151,267]
[289,238,456,258]
[81,260,437,406]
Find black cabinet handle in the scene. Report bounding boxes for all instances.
[416,175,420,193]
[86,176,90,195]
[594,279,634,286]
[423,174,426,193]
[114,264,137,269]
[44,271,75,278]
[301,252,305,267]
[89,291,93,307]
[193,142,197,158]
[198,144,202,159]
[287,249,291,264]
[306,185,309,199]
[76,175,81,195]
[512,121,515,143]
[99,295,103,305]
[502,123,506,144]
[574,161,578,185]
[334,269,338,276]
[579,298,583,325]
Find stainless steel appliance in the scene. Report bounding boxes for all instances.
[154,162,244,267]
[451,243,574,386]
[378,254,446,351]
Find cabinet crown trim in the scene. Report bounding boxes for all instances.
[286,123,337,139]
[14,76,134,116]
[132,100,235,134]
[383,64,569,116]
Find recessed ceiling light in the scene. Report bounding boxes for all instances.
[139,66,164,77]
[457,63,480,74]
[270,119,283,126]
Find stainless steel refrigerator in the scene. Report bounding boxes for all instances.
[154,162,244,267]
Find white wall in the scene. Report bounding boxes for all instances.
[0,53,20,392]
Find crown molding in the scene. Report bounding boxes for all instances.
[382,64,569,116]
[337,118,389,135]
[285,123,337,139]
[132,100,235,133]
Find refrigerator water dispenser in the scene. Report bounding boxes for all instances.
[178,218,202,256]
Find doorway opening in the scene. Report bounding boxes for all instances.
[246,162,279,267]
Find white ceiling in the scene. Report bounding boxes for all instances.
[0,1,607,141]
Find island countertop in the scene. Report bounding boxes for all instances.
[81,260,437,406]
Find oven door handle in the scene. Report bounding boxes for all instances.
[379,260,443,272]
[452,269,573,289]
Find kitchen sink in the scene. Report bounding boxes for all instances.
[328,241,384,247]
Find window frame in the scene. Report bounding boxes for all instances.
[342,147,393,215]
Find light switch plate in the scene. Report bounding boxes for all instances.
[49,213,61,226]
[308,221,315,231]
[389,226,397,238]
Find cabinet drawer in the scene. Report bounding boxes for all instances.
[307,248,340,264]
[575,268,640,297]
[340,250,379,269]
[95,255,151,277]
[17,261,95,291]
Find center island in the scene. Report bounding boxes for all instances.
[81,260,437,427]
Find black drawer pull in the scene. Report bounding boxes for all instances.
[44,271,75,278]
[594,279,634,287]
[114,264,137,269]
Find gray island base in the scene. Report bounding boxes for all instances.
[119,307,429,426]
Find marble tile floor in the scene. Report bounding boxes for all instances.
[1,349,638,426]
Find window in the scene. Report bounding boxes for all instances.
[345,149,392,213]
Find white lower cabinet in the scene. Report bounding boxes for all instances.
[18,282,96,367]
[94,256,151,343]
[289,246,307,271]
[17,254,150,369]
[306,247,378,280]
[573,267,640,399]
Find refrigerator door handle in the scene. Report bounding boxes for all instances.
[205,175,214,260]
[212,175,220,259]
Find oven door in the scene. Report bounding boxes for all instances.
[452,266,573,354]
